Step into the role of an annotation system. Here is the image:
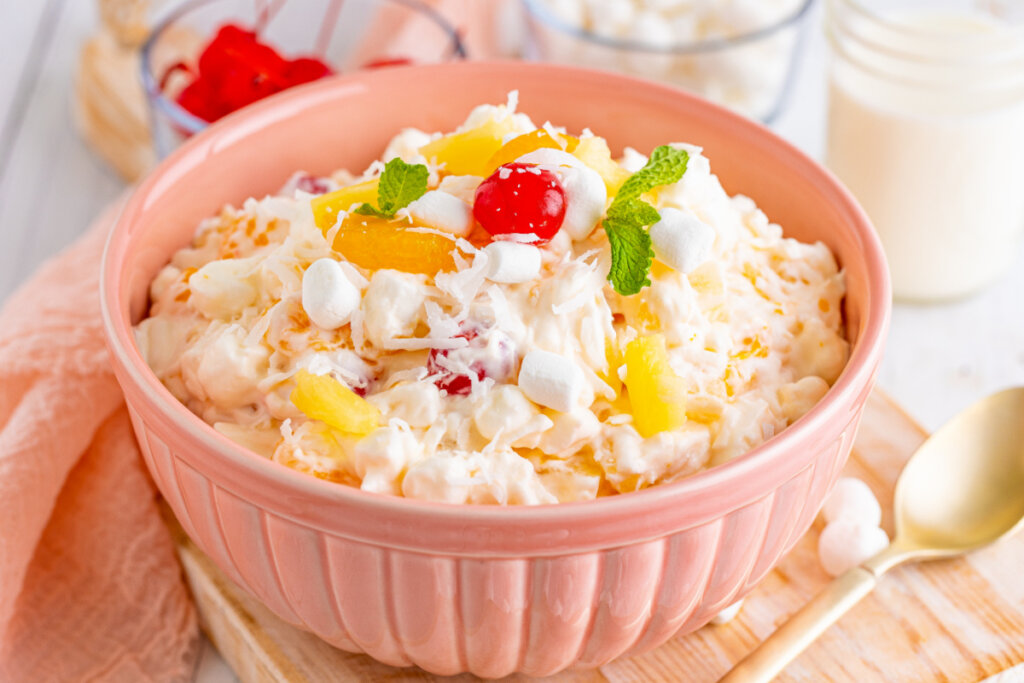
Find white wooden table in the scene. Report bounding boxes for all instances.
[1,2,1022,681]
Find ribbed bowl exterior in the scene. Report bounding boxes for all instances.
[121,389,863,677]
[101,63,890,678]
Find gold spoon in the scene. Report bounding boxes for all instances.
[721,387,1024,683]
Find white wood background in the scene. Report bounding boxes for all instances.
[0,1,1022,681]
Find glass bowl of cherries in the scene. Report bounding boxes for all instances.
[142,0,467,158]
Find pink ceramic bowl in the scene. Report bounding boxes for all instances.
[101,62,889,677]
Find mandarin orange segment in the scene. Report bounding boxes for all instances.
[290,369,381,436]
[572,137,631,195]
[312,178,380,231]
[333,214,457,276]
[419,117,521,176]
[483,129,580,175]
[624,334,688,437]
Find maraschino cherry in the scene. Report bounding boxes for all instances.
[169,24,334,124]
[473,162,567,243]
[427,326,515,396]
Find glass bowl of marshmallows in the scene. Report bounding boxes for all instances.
[520,0,814,123]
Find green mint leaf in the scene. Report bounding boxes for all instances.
[601,145,689,295]
[353,203,391,218]
[607,198,660,226]
[603,200,660,296]
[376,157,429,216]
[604,212,655,296]
[353,158,429,218]
[613,145,689,207]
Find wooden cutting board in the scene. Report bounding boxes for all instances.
[164,390,1024,682]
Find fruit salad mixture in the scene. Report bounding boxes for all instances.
[135,94,848,504]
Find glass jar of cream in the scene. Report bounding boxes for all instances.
[826,0,1024,301]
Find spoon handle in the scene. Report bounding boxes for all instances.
[719,566,878,683]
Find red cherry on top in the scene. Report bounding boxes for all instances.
[473,162,567,243]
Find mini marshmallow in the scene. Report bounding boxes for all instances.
[518,350,586,413]
[586,0,635,36]
[619,147,649,173]
[822,477,883,528]
[301,258,360,330]
[557,164,607,240]
[484,241,542,283]
[710,599,744,625]
[646,0,692,13]
[626,11,676,74]
[437,174,483,203]
[406,190,474,237]
[650,207,716,273]
[516,149,606,240]
[817,520,889,577]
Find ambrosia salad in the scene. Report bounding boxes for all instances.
[136,93,848,505]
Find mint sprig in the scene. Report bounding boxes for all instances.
[605,201,657,295]
[603,145,689,295]
[354,157,429,218]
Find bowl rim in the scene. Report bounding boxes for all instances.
[101,60,890,544]
[520,0,816,54]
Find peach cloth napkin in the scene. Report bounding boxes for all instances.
[0,201,199,682]
[0,5,507,679]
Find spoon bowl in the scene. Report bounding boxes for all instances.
[889,387,1024,560]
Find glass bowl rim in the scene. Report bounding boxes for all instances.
[520,0,816,54]
[140,0,469,136]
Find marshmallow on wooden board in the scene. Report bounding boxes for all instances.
[817,519,889,577]
[822,477,883,527]
[483,241,542,283]
[650,207,716,273]
[710,599,745,625]
[516,149,607,240]
[405,190,474,237]
[518,350,586,413]
[301,258,360,330]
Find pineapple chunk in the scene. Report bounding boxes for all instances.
[572,137,631,195]
[312,178,380,232]
[420,117,521,177]
[290,369,380,436]
[624,334,687,437]
[484,129,579,175]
